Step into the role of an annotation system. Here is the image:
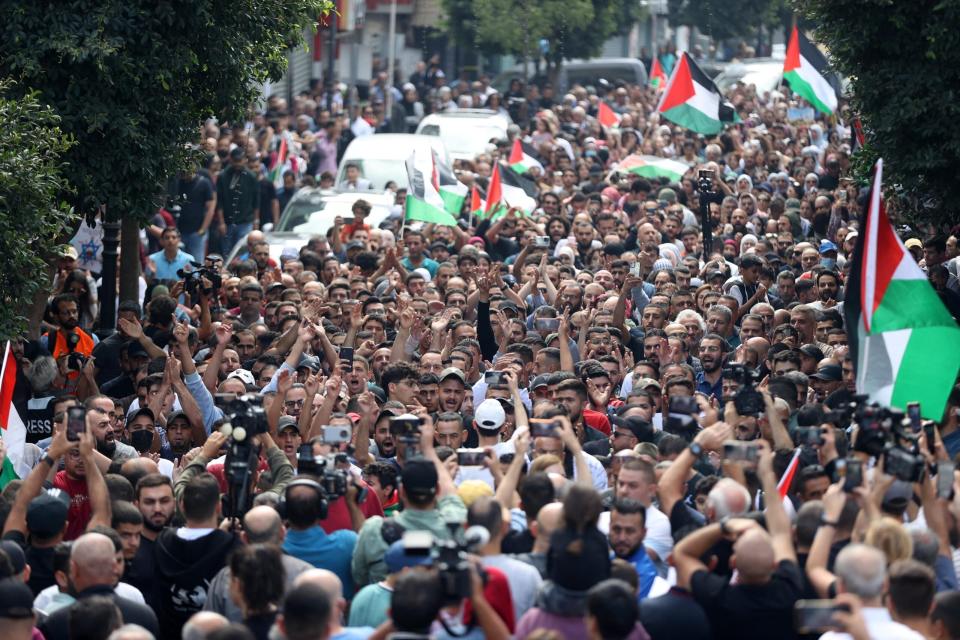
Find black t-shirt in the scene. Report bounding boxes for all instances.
[174,175,214,234]
[101,374,136,399]
[258,178,278,228]
[92,333,127,385]
[502,527,535,554]
[128,534,157,609]
[691,560,803,640]
[3,530,55,595]
[638,587,712,640]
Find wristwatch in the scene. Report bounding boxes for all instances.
[689,441,704,458]
[41,454,55,467]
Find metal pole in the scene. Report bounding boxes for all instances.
[326,12,337,96]
[385,0,398,116]
[700,194,712,259]
[99,213,120,332]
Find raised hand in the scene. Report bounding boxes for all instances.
[276,369,293,396]
[214,322,233,346]
[172,318,189,345]
[118,316,144,339]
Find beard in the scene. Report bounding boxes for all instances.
[96,439,116,457]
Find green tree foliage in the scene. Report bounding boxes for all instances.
[444,0,640,64]
[668,0,794,45]
[0,81,77,339]
[0,0,332,222]
[796,0,960,226]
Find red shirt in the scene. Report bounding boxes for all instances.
[54,471,90,541]
[319,479,384,533]
[583,409,612,436]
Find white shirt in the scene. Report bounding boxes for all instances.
[598,504,673,562]
[819,606,925,640]
[34,582,145,614]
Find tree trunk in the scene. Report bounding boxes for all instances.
[119,216,142,305]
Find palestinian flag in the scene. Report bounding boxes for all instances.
[598,102,621,129]
[618,155,689,182]
[485,163,538,219]
[469,185,486,221]
[851,117,866,154]
[844,159,960,420]
[649,58,667,90]
[657,52,737,135]
[0,342,28,482]
[508,138,544,175]
[269,134,298,189]
[433,150,468,216]
[404,149,459,226]
[484,162,503,218]
[784,25,838,116]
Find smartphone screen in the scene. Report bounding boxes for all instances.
[937,461,955,500]
[907,402,921,433]
[66,407,86,442]
[339,346,354,363]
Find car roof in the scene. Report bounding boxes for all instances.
[340,133,444,157]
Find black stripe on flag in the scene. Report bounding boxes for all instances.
[499,163,539,198]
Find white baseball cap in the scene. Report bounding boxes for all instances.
[474,399,506,431]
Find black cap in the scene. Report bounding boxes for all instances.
[612,416,653,441]
[401,458,438,497]
[810,364,842,382]
[229,147,246,161]
[26,488,70,539]
[0,540,26,574]
[0,578,34,618]
[799,344,825,361]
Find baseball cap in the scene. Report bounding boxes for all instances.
[376,400,406,426]
[705,270,725,282]
[612,416,653,441]
[126,340,149,359]
[905,238,923,250]
[799,344,825,361]
[634,378,661,392]
[126,406,155,424]
[229,146,246,161]
[498,301,520,317]
[59,245,79,260]
[438,367,466,386]
[818,240,839,255]
[810,364,843,382]
[227,368,255,387]
[0,540,26,574]
[401,458,438,497]
[278,416,299,433]
[384,539,433,573]
[27,488,71,538]
[530,374,550,391]
[345,240,365,251]
[0,579,34,619]
[882,480,913,513]
[474,399,506,431]
[297,355,321,373]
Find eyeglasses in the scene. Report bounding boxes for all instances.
[284,399,305,409]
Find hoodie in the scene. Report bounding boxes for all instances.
[153,528,236,640]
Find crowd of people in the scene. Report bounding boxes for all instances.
[4,46,960,640]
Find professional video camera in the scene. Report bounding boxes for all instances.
[177,261,222,298]
[297,447,350,500]
[849,399,927,483]
[724,363,764,416]
[402,522,491,605]
[390,414,423,460]
[216,394,269,518]
[63,331,87,372]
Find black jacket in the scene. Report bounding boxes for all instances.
[39,584,159,640]
[153,528,236,640]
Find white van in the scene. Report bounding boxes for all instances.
[334,133,450,192]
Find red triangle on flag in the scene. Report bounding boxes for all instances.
[859,161,903,328]
[508,138,524,166]
[650,58,666,89]
[598,102,621,128]
[658,53,696,113]
[470,185,483,212]
[784,25,801,73]
[485,163,502,216]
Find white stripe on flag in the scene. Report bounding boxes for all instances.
[688,80,721,120]
[797,56,838,113]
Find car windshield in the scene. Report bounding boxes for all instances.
[420,122,505,156]
[337,159,408,191]
[277,200,339,232]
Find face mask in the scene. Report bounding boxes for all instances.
[130,430,153,454]
[820,258,836,269]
